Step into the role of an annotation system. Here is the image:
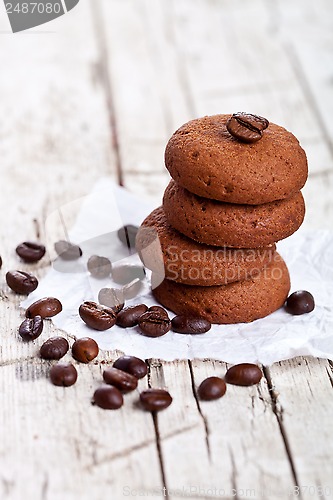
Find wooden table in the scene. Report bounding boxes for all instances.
[0,1,332,499]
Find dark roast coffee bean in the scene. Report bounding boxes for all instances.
[54,240,82,260]
[226,112,269,143]
[26,297,62,318]
[40,337,69,360]
[148,306,169,318]
[225,363,262,386]
[171,315,211,334]
[72,337,99,363]
[138,311,171,337]
[93,385,123,410]
[98,288,124,313]
[79,301,117,330]
[140,389,172,411]
[112,265,145,285]
[103,367,138,392]
[116,304,148,328]
[0,255,2,269]
[50,363,77,387]
[6,270,38,295]
[16,241,46,263]
[117,225,139,251]
[122,279,143,300]
[198,377,226,401]
[18,316,43,341]
[113,355,147,379]
[87,255,112,279]
[285,290,315,315]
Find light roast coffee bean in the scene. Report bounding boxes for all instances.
[138,311,171,337]
[122,279,143,300]
[103,367,138,392]
[117,225,139,251]
[72,337,99,363]
[113,355,148,379]
[50,363,77,387]
[18,316,43,341]
[225,363,262,386]
[198,377,226,401]
[116,304,148,328]
[87,255,112,279]
[54,240,82,260]
[140,389,172,411]
[171,315,211,334]
[16,241,46,263]
[98,288,124,313]
[79,301,117,330]
[40,337,69,360]
[226,112,269,143]
[6,270,38,295]
[285,290,315,315]
[112,265,145,285]
[93,386,123,410]
[26,297,62,318]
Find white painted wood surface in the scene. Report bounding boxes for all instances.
[0,1,332,499]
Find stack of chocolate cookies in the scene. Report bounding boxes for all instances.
[136,113,308,324]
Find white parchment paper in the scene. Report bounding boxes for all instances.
[22,178,333,365]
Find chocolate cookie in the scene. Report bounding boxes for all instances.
[152,253,290,324]
[163,180,305,248]
[165,114,308,204]
[136,207,276,286]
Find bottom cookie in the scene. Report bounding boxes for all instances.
[152,252,290,324]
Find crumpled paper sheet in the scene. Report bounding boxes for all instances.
[22,178,333,365]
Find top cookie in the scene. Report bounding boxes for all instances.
[165,114,308,204]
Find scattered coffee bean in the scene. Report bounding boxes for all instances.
[112,265,145,285]
[113,355,148,379]
[54,240,82,260]
[103,367,138,392]
[171,315,211,334]
[6,270,38,295]
[117,225,139,251]
[93,386,123,410]
[198,377,226,401]
[79,301,117,331]
[148,306,169,318]
[18,316,43,341]
[98,288,124,313]
[87,255,112,279]
[72,337,99,363]
[285,290,315,315]
[26,297,62,318]
[226,112,269,143]
[16,241,46,263]
[40,337,69,360]
[225,363,262,386]
[140,389,172,411]
[0,255,3,269]
[116,304,148,328]
[138,310,171,337]
[50,363,77,387]
[122,279,143,300]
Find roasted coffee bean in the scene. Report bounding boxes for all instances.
[93,386,123,410]
[16,241,46,263]
[285,290,315,315]
[198,377,226,401]
[79,301,117,330]
[112,265,145,285]
[225,363,262,386]
[98,288,124,313]
[122,279,143,300]
[87,255,112,279]
[0,255,2,269]
[54,240,82,260]
[171,315,211,334]
[116,304,148,328]
[117,224,139,251]
[113,355,148,379]
[40,337,69,360]
[18,316,43,341]
[50,363,77,387]
[72,337,99,363]
[140,389,172,411]
[138,311,171,337]
[103,367,138,392]
[6,270,38,295]
[226,112,269,143]
[26,297,62,318]
[148,306,169,318]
